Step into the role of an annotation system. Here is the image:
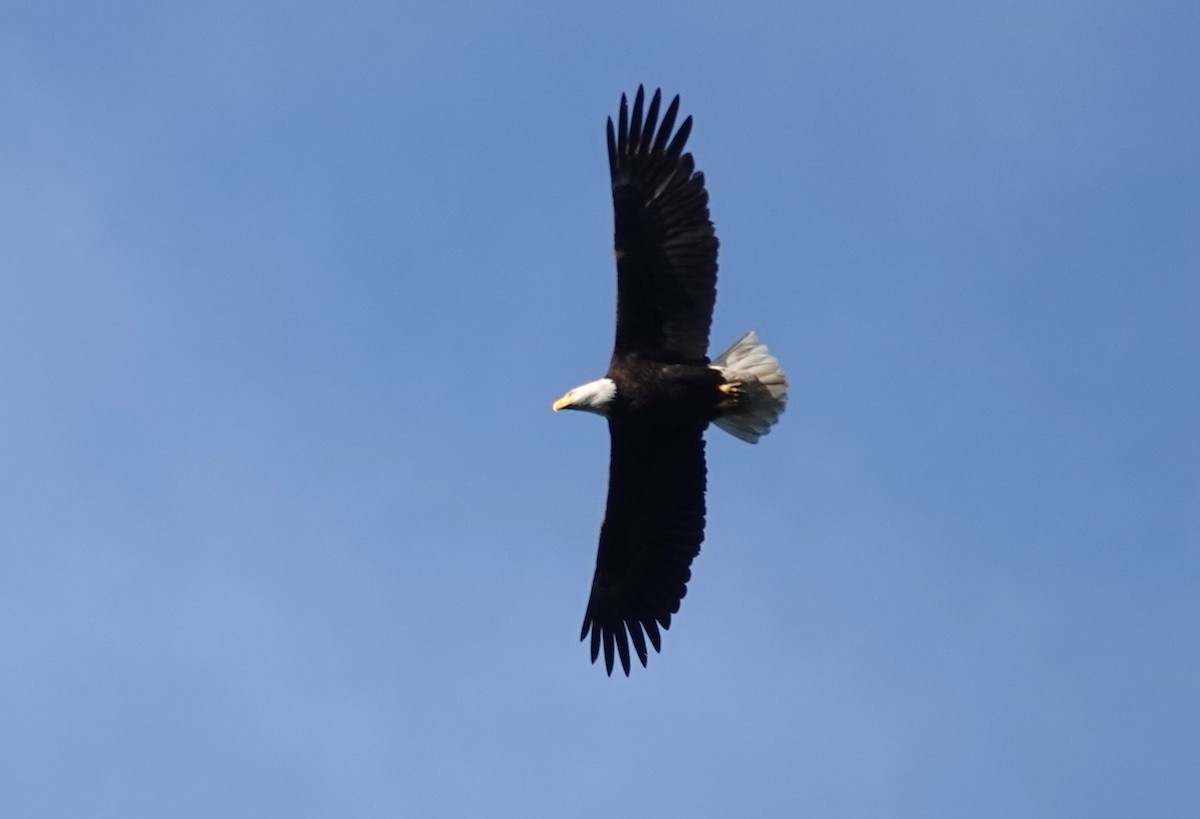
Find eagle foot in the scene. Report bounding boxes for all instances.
[718,380,745,409]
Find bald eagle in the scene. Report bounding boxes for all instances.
[553,87,788,676]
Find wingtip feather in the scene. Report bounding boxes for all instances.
[615,623,632,676]
[667,115,693,157]
[602,627,616,676]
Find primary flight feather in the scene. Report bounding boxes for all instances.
[553,87,788,675]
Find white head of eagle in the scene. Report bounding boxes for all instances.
[552,378,617,416]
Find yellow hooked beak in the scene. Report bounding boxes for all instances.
[552,393,573,412]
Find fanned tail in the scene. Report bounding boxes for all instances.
[710,331,788,444]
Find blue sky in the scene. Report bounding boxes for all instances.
[3,2,1198,816]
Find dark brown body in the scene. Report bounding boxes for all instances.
[606,356,725,426]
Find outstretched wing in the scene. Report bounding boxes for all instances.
[609,87,718,365]
[581,421,708,675]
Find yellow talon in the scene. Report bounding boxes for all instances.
[718,381,744,408]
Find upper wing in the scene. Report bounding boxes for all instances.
[609,87,718,365]
[581,420,708,675]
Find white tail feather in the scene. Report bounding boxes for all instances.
[710,331,788,444]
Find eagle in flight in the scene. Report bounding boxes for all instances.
[553,87,788,675]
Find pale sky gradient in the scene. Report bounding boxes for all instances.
[3,2,1198,816]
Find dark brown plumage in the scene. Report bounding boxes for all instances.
[609,88,718,365]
